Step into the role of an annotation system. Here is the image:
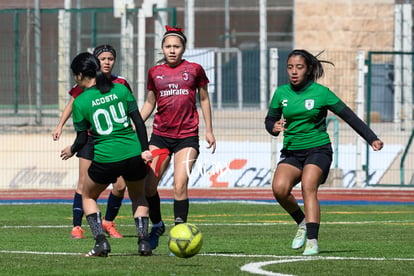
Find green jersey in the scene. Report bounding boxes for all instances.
[267,81,346,150]
[72,83,142,163]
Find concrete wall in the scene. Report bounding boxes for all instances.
[295,0,394,51]
[294,0,395,107]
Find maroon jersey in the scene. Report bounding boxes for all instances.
[147,60,209,139]
[69,75,132,98]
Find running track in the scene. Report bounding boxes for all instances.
[1,188,414,204]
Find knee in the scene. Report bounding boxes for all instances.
[273,189,288,202]
[272,184,290,202]
[112,180,126,196]
[173,183,187,198]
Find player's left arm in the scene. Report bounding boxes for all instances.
[198,84,216,153]
[129,108,152,163]
[330,102,384,151]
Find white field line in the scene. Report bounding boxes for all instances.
[0,249,413,276]
[1,250,413,261]
[2,222,413,275]
[1,220,414,229]
[237,255,414,276]
[0,250,81,256]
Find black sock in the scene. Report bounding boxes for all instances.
[72,192,83,227]
[95,233,106,243]
[86,212,103,239]
[134,217,149,239]
[306,223,320,240]
[174,198,189,225]
[105,192,123,221]
[147,192,162,224]
[289,208,306,225]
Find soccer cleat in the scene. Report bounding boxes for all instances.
[291,226,307,249]
[303,239,319,255]
[71,226,86,239]
[102,220,123,238]
[138,238,152,256]
[85,235,111,257]
[148,221,165,249]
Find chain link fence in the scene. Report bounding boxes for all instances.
[0,3,410,189]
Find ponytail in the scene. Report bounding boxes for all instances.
[96,70,113,94]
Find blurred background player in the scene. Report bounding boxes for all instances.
[52,45,130,239]
[140,26,216,250]
[265,49,384,255]
[60,52,152,256]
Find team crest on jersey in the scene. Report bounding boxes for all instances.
[305,99,314,110]
[182,72,189,81]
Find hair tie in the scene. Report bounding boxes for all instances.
[165,25,184,33]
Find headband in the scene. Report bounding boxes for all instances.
[93,46,116,58]
[163,25,186,43]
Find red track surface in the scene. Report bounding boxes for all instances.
[1,188,414,203]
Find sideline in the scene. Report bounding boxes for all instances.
[2,188,414,205]
[2,218,414,230]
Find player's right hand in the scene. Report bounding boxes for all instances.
[272,119,286,133]
[52,128,62,141]
[141,150,153,164]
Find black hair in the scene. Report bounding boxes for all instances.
[287,49,334,81]
[93,44,117,59]
[161,28,187,48]
[157,26,188,65]
[70,52,113,94]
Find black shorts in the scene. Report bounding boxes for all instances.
[149,133,200,155]
[76,136,94,160]
[88,155,147,185]
[278,144,333,184]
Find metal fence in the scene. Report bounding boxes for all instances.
[0,5,412,189]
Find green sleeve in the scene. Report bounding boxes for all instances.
[126,90,138,114]
[326,89,346,113]
[72,99,89,132]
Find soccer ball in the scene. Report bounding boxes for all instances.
[168,223,203,258]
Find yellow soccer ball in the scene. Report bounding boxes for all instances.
[168,223,203,258]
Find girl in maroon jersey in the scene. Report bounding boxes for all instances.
[52,45,128,239]
[141,26,216,250]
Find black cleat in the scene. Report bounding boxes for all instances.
[85,234,111,257]
[138,238,152,256]
[148,221,165,250]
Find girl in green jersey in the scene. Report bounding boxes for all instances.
[53,45,128,239]
[61,52,153,257]
[265,49,383,255]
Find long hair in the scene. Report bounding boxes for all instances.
[70,52,113,94]
[287,49,334,81]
